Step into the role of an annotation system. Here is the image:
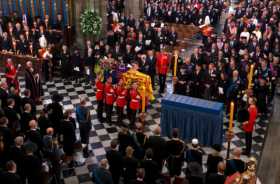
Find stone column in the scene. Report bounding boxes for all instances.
[74,0,86,48]
[98,0,107,35]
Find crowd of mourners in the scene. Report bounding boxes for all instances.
[144,0,224,26]
[0,11,65,56]
[0,0,279,183]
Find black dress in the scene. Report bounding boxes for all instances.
[60,118,76,156]
[23,154,42,184]
[47,102,64,134]
[123,156,138,184]
[60,51,72,79]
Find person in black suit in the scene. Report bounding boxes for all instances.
[206,162,226,184]
[0,117,14,167]
[17,34,28,55]
[71,49,84,83]
[8,136,25,179]
[0,160,21,184]
[168,26,177,46]
[145,126,167,171]
[21,89,36,116]
[166,128,185,178]
[106,139,123,184]
[25,120,43,154]
[8,87,22,115]
[4,98,20,136]
[140,149,160,184]
[204,63,218,100]
[206,144,224,175]
[47,93,63,134]
[225,148,245,176]
[142,50,156,88]
[185,138,204,166]
[0,32,11,51]
[60,110,76,165]
[53,14,64,31]
[60,45,72,80]
[0,80,9,109]
[37,108,52,136]
[123,146,138,184]
[22,145,42,184]
[20,103,36,133]
[190,64,205,98]
[132,123,147,160]
[118,125,135,156]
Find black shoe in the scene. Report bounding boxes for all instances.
[83,148,89,158]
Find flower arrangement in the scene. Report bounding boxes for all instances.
[80,9,102,37]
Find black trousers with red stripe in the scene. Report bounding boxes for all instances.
[105,104,113,124]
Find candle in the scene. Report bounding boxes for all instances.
[248,64,254,89]
[173,51,179,77]
[229,102,234,130]
[141,86,146,113]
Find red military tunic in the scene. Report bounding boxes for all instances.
[5,63,19,92]
[129,88,141,110]
[156,52,169,75]
[105,82,115,105]
[243,105,258,132]
[95,80,104,101]
[116,86,127,108]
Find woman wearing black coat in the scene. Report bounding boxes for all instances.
[60,45,72,80]
[60,110,76,158]
[47,93,64,134]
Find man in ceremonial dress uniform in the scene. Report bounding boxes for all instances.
[115,79,127,124]
[95,74,104,122]
[129,82,141,127]
[156,51,169,94]
[105,76,115,125]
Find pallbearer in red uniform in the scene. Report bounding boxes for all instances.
[129,82,141,126]
[115,78,127,124]
[156,51,169,94]
[105,76,115,125]
[5,58,20,94]
[95,74,104,122]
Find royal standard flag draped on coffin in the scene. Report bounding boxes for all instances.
[122,69,155,101]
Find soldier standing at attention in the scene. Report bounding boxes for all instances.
[129,82,141,127]
[115,78,127,124]
[95,74,104,122]
[156,51,169,94]
[105,76,115,125]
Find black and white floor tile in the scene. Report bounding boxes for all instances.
[0,73,271,184]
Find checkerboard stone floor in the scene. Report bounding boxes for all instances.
[1,73,271,184]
